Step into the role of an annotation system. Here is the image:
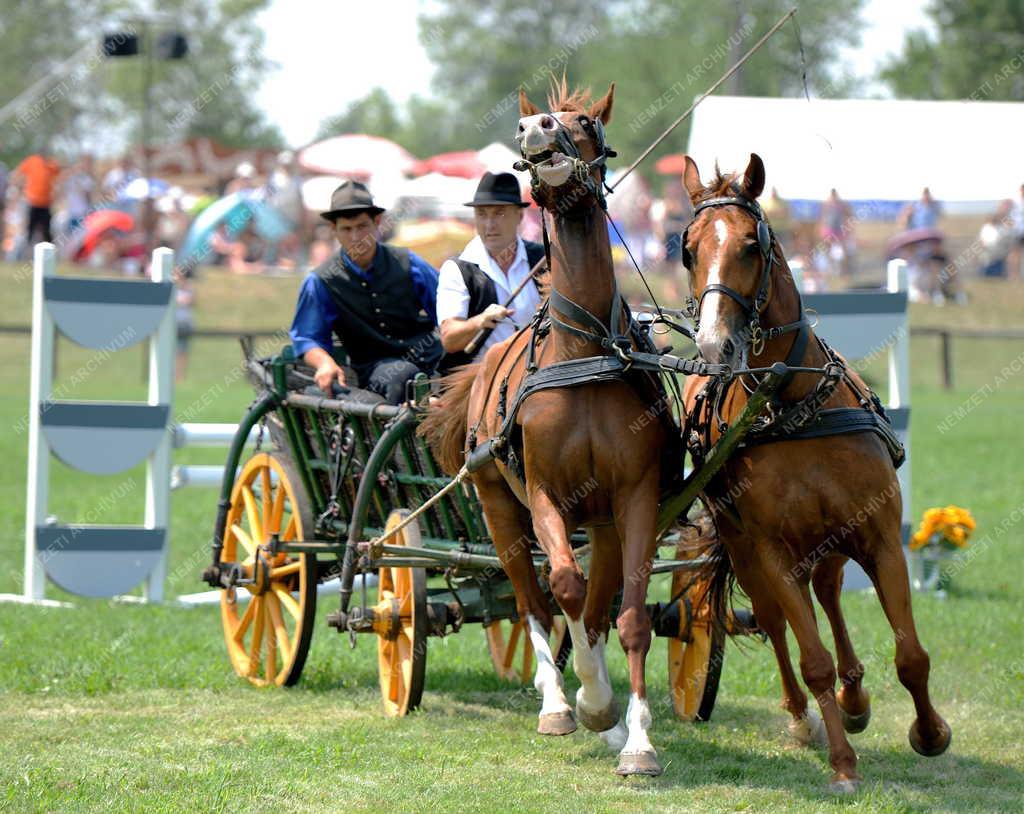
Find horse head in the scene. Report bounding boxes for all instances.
[681,153,774,370]
[515,80,615,215]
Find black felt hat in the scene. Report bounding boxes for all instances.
[320,180,386,221]
[465,172,528,207]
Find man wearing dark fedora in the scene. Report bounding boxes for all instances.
[289,180,442,402]
[436,172,547,370]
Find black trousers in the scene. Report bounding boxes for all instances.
[27,206,53,244]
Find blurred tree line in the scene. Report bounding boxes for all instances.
[5,0,1022,172]
[882,0,1024,101]
[0,0,281,165]
[318,0,866,170]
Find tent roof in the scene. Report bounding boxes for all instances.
[686,96,1024,203]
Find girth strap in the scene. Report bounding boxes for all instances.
[743,407,906,469]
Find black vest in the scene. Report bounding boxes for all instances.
[438,240,546,373]
[314,244,439,368]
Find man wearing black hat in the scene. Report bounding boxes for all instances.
[436,172,547,370]
[289,180,442,402]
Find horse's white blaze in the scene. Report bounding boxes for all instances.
[527,615,571,715]
[620,693,656,756]
[696,218,733,357]
[566,617,614,715]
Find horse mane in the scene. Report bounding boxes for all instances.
[546,75,592,112]
[696,164,743,203]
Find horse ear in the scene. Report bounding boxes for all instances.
[681,155,703,202]
[519,87,541,117]
[589,82,615,124]
[741,153,765,200]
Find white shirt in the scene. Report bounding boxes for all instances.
[437,235,542,360]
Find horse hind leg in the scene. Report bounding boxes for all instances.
[476,470,575,736]
[565,524,626,751]
[813,556,872,734]
[742,580,825,747]
[757,551,861,792]
[863,537,952,756]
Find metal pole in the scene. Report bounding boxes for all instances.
[940,331,953,390]
[142,19,154,254]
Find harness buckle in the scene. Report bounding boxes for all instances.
[611,336,633,370]
[750,321,766,356]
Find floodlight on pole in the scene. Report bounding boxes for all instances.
[104,22,188,253]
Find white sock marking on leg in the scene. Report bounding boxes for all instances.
[527,615,570,716]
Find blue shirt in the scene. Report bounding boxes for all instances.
[289,246,439,357]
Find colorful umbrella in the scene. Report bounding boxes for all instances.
[654,154,688,176]
[120,177,170,200]
[297,134,415,177]
[74,209,135,260]
[886,227,945,259]
[411,151,487,179]
[178,192,290,265]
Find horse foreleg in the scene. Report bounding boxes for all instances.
[813,556,871,733]
[613,482,662,777]
[475,468,574,735]
[527,487,585,736]
[565,524,625,750]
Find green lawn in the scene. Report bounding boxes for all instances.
[1,264,1022,813]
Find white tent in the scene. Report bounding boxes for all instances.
[687,96,1024,208]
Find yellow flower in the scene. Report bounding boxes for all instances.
[913,505,974,550]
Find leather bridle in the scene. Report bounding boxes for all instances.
[682,195,777,355]
[514,111,616,211]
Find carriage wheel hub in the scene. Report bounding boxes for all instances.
[371,598,402,639]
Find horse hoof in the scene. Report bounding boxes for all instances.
[828,776,861,795]
[909,717,952,757]
[577,697,621,733]
[787,709,827,747]
[615,750,663,777]
[841,704,872,734]
[537,710,577,736]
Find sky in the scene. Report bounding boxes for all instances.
[255,0,935,148]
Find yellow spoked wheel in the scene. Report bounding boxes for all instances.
[486,617,570,684]
[220,452,317,687]
[375,509,427,717]
[667,530,725,722]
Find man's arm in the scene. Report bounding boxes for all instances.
[435,259,513,353]
[289,274,344,393]
[407,251,439,323]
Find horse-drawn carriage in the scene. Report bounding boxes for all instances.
[201,79,950,789]
[200,344,785,719]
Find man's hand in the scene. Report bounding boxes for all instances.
[314,358,346,394]
[533,269,551,299]
[476,302,514,330]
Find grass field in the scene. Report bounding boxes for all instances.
[1,262,1023,812]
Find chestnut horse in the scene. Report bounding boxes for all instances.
[422,81,670,776]
[680,153,951,792]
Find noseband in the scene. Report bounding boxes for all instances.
[514,111,617,210]
[682,196,777,355]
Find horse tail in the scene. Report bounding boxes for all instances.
[418,364,480,475]
[685,510,740,638]
[703,534,739,638]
